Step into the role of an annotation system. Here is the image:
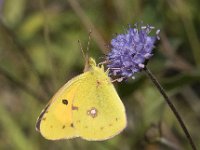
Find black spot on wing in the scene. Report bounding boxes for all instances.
[70,123,74,128]
[35,104,50,132]
[62,99,68,105]
[116,118,118,121]
[100,127,104,130]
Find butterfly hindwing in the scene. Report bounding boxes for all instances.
[72,66,127,140]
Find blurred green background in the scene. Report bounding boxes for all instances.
[0,0,200,149]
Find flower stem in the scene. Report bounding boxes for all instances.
[143,67,197,150]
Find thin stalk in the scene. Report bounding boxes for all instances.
[143,67,196,150]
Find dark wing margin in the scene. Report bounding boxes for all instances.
[35,104,50,132]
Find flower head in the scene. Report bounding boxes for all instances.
[107,23,160,80]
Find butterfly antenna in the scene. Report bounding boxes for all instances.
[86,30,92,59]
[78,31,92,72]
[82,30,92,72]
[78,39,86,62]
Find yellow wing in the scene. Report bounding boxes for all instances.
[36,58,127,141]
[36,74,86,140]
[72,65,127,141]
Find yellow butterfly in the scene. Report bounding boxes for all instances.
[36,57,127,141]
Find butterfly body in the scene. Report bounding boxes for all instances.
[36,58,127,141]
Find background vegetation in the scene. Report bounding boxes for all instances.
[0,0,199,149]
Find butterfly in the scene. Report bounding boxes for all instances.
[36,57,127,141]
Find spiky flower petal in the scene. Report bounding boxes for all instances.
[107,24,159,79]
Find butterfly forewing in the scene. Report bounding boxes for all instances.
[36,75,85,140]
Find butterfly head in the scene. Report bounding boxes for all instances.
[84,57,105,73]
[88,57,96,67]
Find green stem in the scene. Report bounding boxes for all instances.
[143,67,196,150]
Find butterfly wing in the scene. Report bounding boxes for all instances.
[36,59,126,141]
[72,66,127,141]
[36,75,85,140]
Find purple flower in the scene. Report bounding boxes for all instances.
[107,23,160,80]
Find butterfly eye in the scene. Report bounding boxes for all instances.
[62,99,68,105]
